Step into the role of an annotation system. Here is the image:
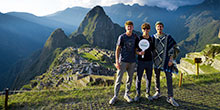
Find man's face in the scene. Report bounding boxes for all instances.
[156,24,164,32]
[125,25,134,32]
[142,27,150,33]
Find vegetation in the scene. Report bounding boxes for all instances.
[79,44,91,49]
[200,64,220,74]
[216,54,220,60]
[0,72,220,109]
[182,58,194,64]
[80,52,99,61]
[202,44,220,58]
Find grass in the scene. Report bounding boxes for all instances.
[1,72,220,109]
[89,75,114,80]
[80,52,99,61]
[182,58,194,64]
[79,50,115,69]
[200,64,220,74]
[215,54,220,60]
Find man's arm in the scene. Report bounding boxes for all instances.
[115,46,121,70]
[167,35,179,66]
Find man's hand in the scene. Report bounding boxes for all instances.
[139,51,145,55]
[114,61,120,70]
[168,57,173,66]
[168,60,173,66]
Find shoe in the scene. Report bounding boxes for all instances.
[146,94,153,101]
[124,95,133,103]
[134,95,140,102]
[167,97,179,107]
[152,92,161,100]
[109,96,117,105]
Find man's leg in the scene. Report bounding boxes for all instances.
[145,61,153,95]
[114,62,127,97]
[152,68,161,99]
[154,68,160,93]
[109,62,127,105]
[124,62,135,103]
[165,71,179,106]
[125,62,136,95]
[165,71,173,97]
[136,61,145,96]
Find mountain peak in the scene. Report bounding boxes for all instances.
[77,5,111,35]
[87,5,106,17]
[48,28,67,40]
[52,28,65,36]
[44,28,69,50]
[75,5,124,49]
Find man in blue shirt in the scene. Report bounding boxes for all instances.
[109,21,138,105]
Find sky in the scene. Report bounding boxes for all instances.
[0,0,204,16]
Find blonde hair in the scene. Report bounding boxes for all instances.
[125,20,133,26]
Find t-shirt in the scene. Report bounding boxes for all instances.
[116,33,138,63]
[136,35,155,61]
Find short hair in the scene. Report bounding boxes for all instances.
[155,21,164,27]
[141,22,151,29]
[125,20,133,26]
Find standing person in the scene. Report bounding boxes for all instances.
[134,23,154,101]
[109,21,138,105]
[152,21,180,107]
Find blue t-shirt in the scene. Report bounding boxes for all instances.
[116,33,138,63]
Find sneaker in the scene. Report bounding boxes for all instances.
[167,97,179,107]
[109,96,117,105]
[146,94,153,101]
[124,95,133,103]
[152,92,161,100]
[134,95,140,102]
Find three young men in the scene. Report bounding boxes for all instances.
[109,21,179,107]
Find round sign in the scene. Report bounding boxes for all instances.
[138,39,150,58]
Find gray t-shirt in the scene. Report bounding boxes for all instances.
[117,33,137,63]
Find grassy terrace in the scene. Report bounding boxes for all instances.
[215,54,220,60]
[200,64,220,74]
[79,49,115,69]
[1,73,220,110]
[182,58,194,64]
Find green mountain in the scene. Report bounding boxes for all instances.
[11,6,129,90]
[71,6,125,50]
[178,0,220,58]
[12,28,72,89]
